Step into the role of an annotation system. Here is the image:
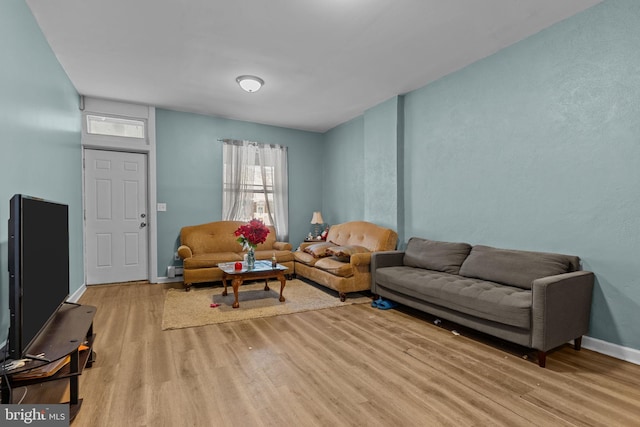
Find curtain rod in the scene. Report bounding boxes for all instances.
[218,138,288,150]
[218,138,254,146]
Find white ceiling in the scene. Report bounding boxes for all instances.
[25,0,601,133]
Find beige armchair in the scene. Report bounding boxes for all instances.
[178,221,293,291]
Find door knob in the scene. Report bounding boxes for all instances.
[140,222,147,228]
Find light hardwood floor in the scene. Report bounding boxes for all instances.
[17,282,640,426]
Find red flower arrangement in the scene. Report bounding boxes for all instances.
[234,219,270,250]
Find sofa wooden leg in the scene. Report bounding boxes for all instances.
[185,283,192,292]
[339,292,346,302]
[574,336,582,351]
[537,351,547,368]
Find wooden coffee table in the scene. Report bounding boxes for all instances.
[219,261,288,308]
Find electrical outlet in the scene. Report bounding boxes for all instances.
[174,252,180,261]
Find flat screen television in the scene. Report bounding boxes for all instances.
[6,194,70,360]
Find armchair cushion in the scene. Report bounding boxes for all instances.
[272,241,293,251]
[184,252,243,269]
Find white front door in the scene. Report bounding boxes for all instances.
[84,149,148,284]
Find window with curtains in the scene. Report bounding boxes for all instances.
[222,139,289,241]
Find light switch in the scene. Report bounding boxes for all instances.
[157,203,167,212]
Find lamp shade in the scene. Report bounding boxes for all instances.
[236,75,264,93]
[310,211,324,224]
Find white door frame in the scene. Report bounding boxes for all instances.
[81,97,158,284]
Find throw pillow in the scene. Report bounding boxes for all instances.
[304,242,334,258]
[327,245,370,262]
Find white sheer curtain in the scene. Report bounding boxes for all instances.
[222,139,289,241]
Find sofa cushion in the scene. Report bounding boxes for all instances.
[314,257,353,277]
[327,245,369,261]
[184,252,243,269]
[293,251,321,266]
[459,245,579,290]
[304,242,334,258]
[403,238,471,275]
[375,266,532,329]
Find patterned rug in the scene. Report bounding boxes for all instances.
[161,279,371,330]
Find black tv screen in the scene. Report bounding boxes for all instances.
[7,194,70,360]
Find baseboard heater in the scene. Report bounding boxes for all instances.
[167,266,184,278]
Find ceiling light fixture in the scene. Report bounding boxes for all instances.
[236,75,264,93]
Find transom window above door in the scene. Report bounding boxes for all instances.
[86,114,145,139]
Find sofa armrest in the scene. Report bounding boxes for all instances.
[531,270,594,352]
[177,245,193,260]
[371,251,405,270]
[298,242,314,252]
[350,252,371,266]
[273,241,292,251]
[370,251,405,294]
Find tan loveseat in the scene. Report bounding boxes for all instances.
[294,221,398,300]
[178,221,294,291]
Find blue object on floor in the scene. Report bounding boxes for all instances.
[371,297,384,308]
[377,299,397,310]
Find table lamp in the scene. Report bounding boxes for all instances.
[311,211,324,238]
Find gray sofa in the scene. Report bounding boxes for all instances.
[371,237,594,367]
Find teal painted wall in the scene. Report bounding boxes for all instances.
[364,96,404,237]
[402,0,640,350]
[321,0,639,352]
[0,1,82,339]
[155,109,323,276]
[322,116,365,225]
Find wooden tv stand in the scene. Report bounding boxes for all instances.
[1,303,96,420]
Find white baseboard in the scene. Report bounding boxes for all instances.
[583,336,640,366]
[67,283,87,303]
[156,276,183,284]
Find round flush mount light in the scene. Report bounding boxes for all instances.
[236,75,264,93]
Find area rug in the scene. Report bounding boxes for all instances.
[161,279,371,330]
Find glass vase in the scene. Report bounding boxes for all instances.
[247,247,256,269]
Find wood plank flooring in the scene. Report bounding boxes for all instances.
[15,282,640,426]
